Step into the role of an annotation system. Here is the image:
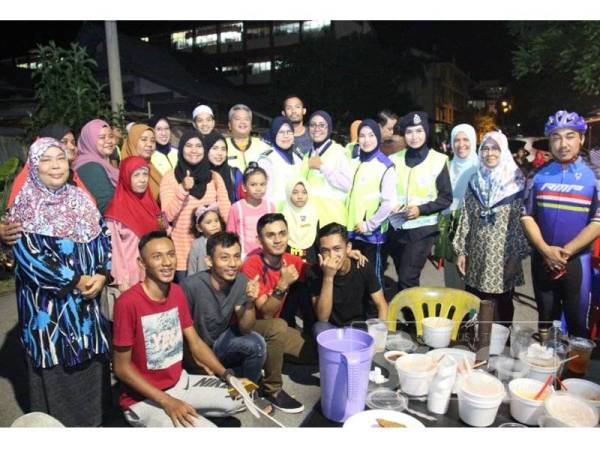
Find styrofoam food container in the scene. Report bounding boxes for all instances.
[457,371,505,427]
[518,351,560,382]
[489,323,510,355]
[395,354,437,396]
[422,317,453,348]
[384,350,407,365]
[561,379,600,411]
[508,378,554,425]
[543,391,599,427]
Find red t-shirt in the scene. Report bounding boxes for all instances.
[113,282,194,409]
[241,251,306,319]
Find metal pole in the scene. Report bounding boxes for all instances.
[104,21,124,114]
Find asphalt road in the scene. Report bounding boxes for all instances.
[0,257,538,427]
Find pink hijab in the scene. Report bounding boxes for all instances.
[73,119,119,186]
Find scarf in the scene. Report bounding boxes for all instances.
[203,131,235,201]
[470,131,526,209]
[73,118,119,187]
[357,119,381,162]
[309,110,333,146]
[175,129,212,199]
[447,123,479,212]
[121,123,162,200]
[270,116,295,164]
[282,177,319,250]
[146,116,172,155]
[104,156,162,238]
[9,138,101,243]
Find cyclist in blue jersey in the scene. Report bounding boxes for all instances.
[521,110,600,337]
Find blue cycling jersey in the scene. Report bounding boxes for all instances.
[522,156,600,248]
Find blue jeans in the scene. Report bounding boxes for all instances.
[212,327,267,383]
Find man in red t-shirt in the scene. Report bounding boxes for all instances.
[113,231,249,428]
[241,213,316,414]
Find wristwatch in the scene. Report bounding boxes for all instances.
[271,287,287,299]
[220,368,235,383]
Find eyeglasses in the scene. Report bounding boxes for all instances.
[481,147,501,154]
[277,130,294,136]
[309,123,328,130]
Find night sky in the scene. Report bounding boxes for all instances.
[0,20,513,82]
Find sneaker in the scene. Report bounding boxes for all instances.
[266,389,304,414]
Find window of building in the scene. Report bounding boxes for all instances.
[222,65,244,75]
[302,20,331,33]
[220,22,243,44]
[248,60,271,75]
[247,26,270,39]
[196,25,218,47]
[140,36,149,42]
[273,22,300,35]
[171,30,193,50]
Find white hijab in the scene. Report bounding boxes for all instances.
[446,123,479,213]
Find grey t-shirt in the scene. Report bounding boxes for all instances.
[294,127,313,156]
[181,271,250,347]
[187,236,208,276]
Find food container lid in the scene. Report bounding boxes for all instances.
[386,332,418,352]
[366,388,408,411]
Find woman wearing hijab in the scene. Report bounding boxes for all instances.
[203,131,243,203]
[257,116,304,212]
[105,156,162,293]
[388,111,453,291]
[452,131,530,324]
[433,124,479,289]
[160,129,231,282]
[282,176,319,263]
[146,116,179,175]
[346,119,396,286]
[121,123,163,203]
[301,110,352,226]
[9,138,111,427]
[7,124,92,208]
[344,119,362,159]
[73,118,118,214]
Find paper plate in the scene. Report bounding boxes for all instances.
[343,409,425,428]
[426,347,475,364]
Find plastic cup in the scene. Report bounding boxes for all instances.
[567,337,596,376]
[489,323,510,355]
[366,319,388,353]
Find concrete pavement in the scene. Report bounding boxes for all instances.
[0,257,538,427]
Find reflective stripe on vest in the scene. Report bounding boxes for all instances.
[392,149,448,229]
[225,137,271,173]
[257,147,303,212]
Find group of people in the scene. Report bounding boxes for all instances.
[1,94,599,428]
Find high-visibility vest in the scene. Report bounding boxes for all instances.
[257,146,304,212]
[225,136,271,173]
[301,140,348,226]
[151,146,179,175]
[346,152,395,243]
[391,149,448,229]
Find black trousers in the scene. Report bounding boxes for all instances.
[465,285,515,325]
[531,251,591,337]
[389,230,437,291]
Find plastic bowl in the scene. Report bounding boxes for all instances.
[422,317,453,348]
[561,379,600,411]
[508,378,554,425]
[395,354,437,396]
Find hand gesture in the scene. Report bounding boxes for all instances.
[319,253,342,278]
[404,205,420,220]
[457,255,467,277]
[245,275,260,301]
[308,156,322,170]
[79,274,106,299]
[348,249,368,267]
[160,395,200,427]
[543,245,569,267]
[279,260,299,288]
[0,220,23,246]
[182,170,195,192]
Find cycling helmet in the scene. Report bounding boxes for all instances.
[544,110,587,136]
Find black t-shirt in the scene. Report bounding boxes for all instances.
[306,259,381,327]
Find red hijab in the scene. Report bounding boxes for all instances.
[104,156,161,237]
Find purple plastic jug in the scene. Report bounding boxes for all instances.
[317,328,374,422]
